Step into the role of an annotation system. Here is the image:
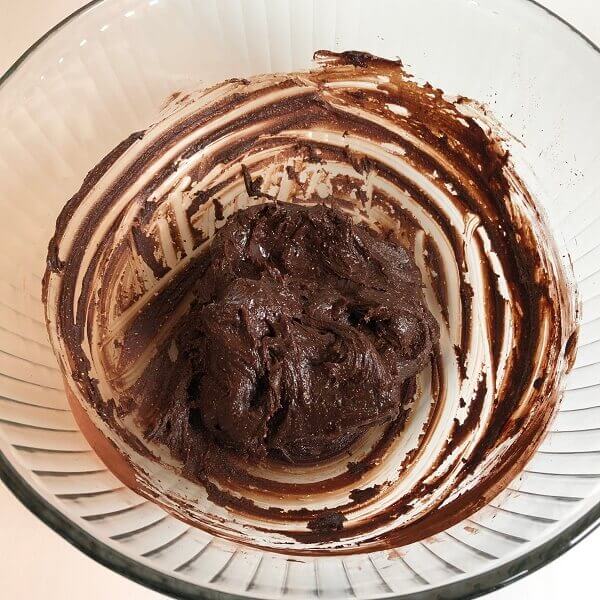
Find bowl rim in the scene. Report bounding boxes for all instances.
[1,1,599,599]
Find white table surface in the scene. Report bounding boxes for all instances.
[0,1,598,598]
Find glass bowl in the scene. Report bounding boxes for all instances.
[0,0,599,598]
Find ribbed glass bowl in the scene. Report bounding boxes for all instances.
[0,0,599,598]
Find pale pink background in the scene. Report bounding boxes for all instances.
[0,1,598,598]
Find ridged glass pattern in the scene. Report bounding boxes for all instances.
[0,0,598,598]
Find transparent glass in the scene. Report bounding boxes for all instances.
[0,0,599,598]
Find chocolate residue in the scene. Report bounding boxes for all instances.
[212,198,225,221]
[241,163,270,199]
[43,51,578,554]
[307,511,347,533]
[346,460,373,476]
[349,485,382,504]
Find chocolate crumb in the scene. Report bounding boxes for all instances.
[349,485,381,503]
[307,511,347,532]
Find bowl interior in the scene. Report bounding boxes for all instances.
[0,0,599,598]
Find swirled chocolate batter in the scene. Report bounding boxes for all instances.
[149,202,437,465]
[43,51,578,553]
